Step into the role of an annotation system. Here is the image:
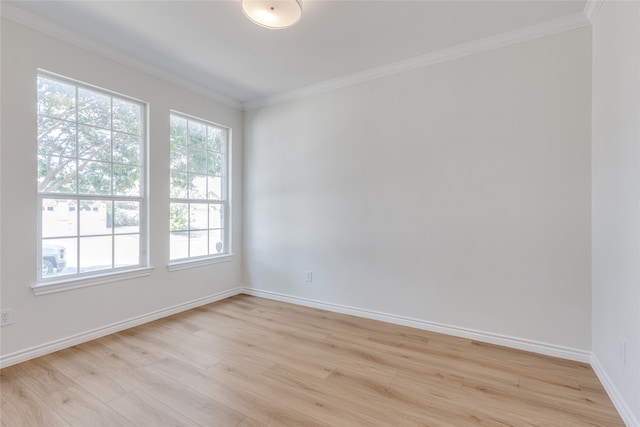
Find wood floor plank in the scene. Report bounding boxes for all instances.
[42,385,136,427]
[4,358,75,400]
[0,295,624,426]
[98,332,163,364]
[39,348,103,379]
[72,370,131,403]
[195,327,337,379]
[324,366,480,426]
[236,417,270,427]
[147,357,331,427]
[0,366,71,427]
[71,340,117,361]
[129,324,221,370]
[208,362,380,427]
[180,399,247,427]
[262,363,448,427]
[108,389,201,427]
[132,363,247,426]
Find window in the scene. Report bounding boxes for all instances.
[169,113,229,262]
[37,73,146,283]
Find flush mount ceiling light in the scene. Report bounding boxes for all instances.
[242,0,302,30]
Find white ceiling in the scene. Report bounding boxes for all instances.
[5,0,587,107]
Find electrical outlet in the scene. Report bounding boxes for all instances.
[305,271,313,283]
[1,308,13,327]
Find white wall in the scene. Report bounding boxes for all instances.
[591,1,640,425]
[244,27,592,354]
[0,19,244,362]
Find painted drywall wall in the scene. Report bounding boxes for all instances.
[244,27,592,352]
[591,1,640,424]
[0,19,244,361]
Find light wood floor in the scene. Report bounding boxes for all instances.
[0,295,624,426]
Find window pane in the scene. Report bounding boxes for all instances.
[79,236,112,272]
[112,99,141,135]
[38,117,76,158]
[207,152,222,176]
[78,88,111,129]
[114,234,140,267]
[189,203,208,230]
[170,116,187,145]
[170,232,188,260]
[114,201,140,234]
[188,174,207,199]
[80,200,111,236]
[209,229,224,255]
[37,77,75,120]
[207,126,223,152]
[207,176,222,200]
[188,121,205,149]
[170,143,187,171]
[209,204,223,229]
[113,165,140,196]
[188,148,207,174]
[38,156,76,193]
[170,172,188,198]
[78,161,111,195]
[190,231,208,257]
[170,203,188,232]
[113,133,140,166]
[78,125,111,162]
[42,237,76,277]
[42,199,78,238]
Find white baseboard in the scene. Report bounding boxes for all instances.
[2,286,633,426]
[591,355,639,427]
[242,288,591,363]
[0,286,591,368]
[0,287,243,368]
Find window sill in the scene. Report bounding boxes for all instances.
[167,254,234,272]
[32,267,154,296]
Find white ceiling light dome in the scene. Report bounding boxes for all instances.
[242,0,302,30]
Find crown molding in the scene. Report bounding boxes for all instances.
[0,3,243,111]
[583,0,605,24]
[1,3,591,114]
[243,12,591,111]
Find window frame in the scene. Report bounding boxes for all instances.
[168,111,232,267]
[34,71,150,291]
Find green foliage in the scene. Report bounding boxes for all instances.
[37,76,142,196]
[170,203,188,231]
[169,115,226,201]
[106,202,140,228]
[36,78,229,242]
